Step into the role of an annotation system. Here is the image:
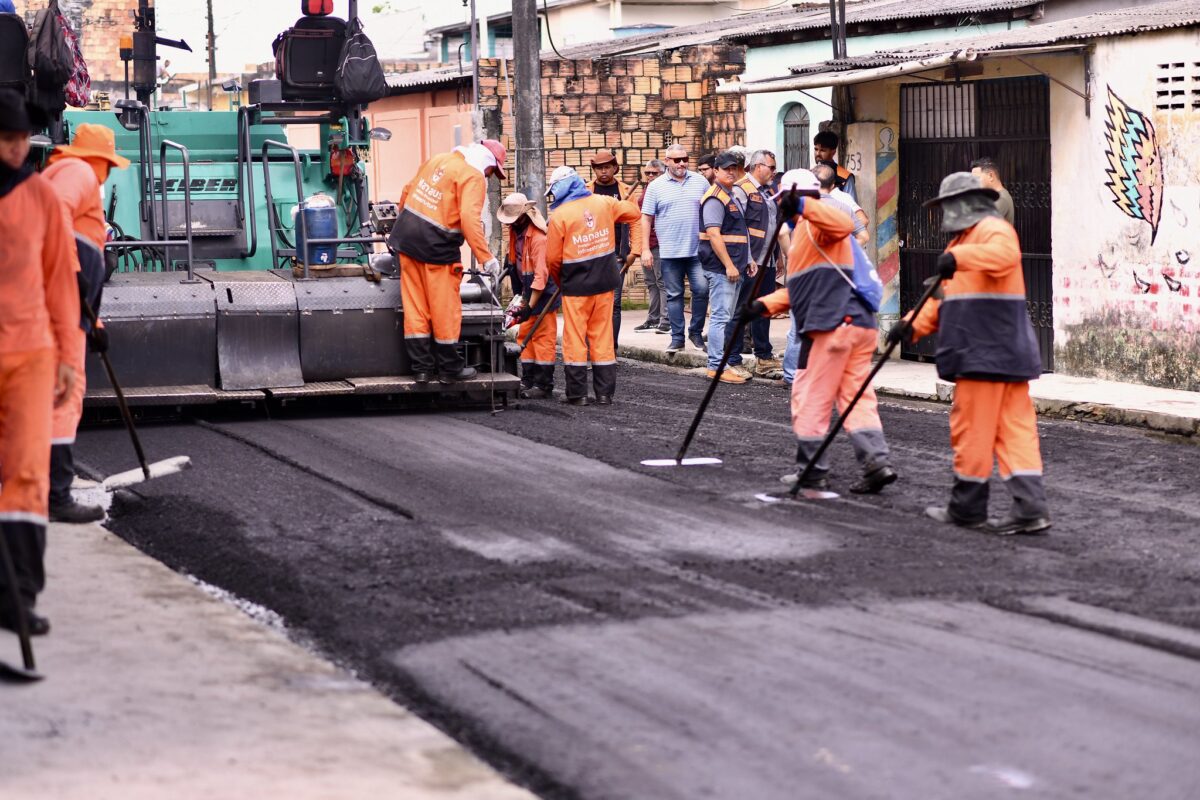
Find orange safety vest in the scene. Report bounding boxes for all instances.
[545,194,642,297]
[389,151,491,266]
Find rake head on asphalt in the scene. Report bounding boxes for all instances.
[640,457,723,467]
[102,455,193,490]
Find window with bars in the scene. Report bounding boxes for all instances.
[782,103,810,170]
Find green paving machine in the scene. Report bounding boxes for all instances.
[66,0,517,407]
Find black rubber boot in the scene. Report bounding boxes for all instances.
[439,366,478,383]
[848,464,898,495]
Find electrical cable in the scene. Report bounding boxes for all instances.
[541,0,565,59]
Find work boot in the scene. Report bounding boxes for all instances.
[49,498,105,524]
[438,366,478,383]
[924,505,985,529]
[595,395,613,406]
[706,369,747,385]
[0,603,50,637]
[848,465,898,495]
[754,357,782,378]
[520,386,552,400]
[563,396,591,406]
[729,364,753,380]
[984,514,1052,536]
[412,371,432,384]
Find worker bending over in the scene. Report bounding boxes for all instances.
[388,139,507,383]
[893,172,1050,535]
[0,90,82,637]
[499,191,559,400]
[42,123,130,523]
[747,169,897,494]
[544,167,642,406]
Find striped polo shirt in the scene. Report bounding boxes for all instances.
[640,171,710,259]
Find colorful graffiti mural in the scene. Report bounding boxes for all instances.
[1102,85,1164,243]
[874,126,900,314]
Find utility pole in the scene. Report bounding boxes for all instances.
[206,0,216,110]
[512,0,545,209]
[828,0,849,137]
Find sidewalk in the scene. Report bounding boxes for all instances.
[0,521,534,800]
[616,308,1200,438]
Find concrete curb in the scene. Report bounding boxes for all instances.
[618,346,1199,439]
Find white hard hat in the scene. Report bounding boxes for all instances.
[776,168,819,195]
[549,165,577,184]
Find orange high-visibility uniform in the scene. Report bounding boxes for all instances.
[0,168,82,606]
[910,216,1047,522]
[545,193,641,400]
[509,224,558,392]
[43,156,104,447]
[388,150,493,376]
[761,198,891,478]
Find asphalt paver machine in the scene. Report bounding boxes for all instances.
[67,0,518,407]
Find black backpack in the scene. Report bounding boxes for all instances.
[335,18,387,106]
[28,0,72,90]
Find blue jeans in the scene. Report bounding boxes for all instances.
[783,318,801,384]
[704,270,739,371]
[660,256,708,344]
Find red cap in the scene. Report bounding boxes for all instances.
[481,139,508,180]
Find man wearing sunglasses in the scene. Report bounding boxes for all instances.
[640,144,711,354]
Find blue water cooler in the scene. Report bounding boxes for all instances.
[295,197,337,266]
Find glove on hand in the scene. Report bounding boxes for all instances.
[885,320,913,347]
[482,257,502,281]
[88,325,109,354]
[512,304,533,323]
[741,299,768,319]
[778,193,805,220]
[936,251,957,280]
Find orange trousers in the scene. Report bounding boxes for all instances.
[400,255,464,375]
[948,379,1048,521]
[561,292,615,400]
[518,311,557,391]
[51,329,86,444]
[790,324,890,476]
[0,349,55,522]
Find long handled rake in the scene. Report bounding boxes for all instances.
[642,191,796,468]
[79,299,192,491]
[757,273,943,503]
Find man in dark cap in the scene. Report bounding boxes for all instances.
[890,172,1049,535]
[586,149,638,346]
[0,89,82,636]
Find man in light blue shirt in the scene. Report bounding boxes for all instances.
[640,143,711,353]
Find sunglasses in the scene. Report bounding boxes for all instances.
[643,170,662,176]
[665,156,689,164]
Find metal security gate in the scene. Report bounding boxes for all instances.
[898,76,1053,370]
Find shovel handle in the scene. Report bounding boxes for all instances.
[517,287,562,354]
[80,299,150,481]
[673,190,797,464]
[788,270,943,496]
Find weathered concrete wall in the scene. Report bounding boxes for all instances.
[1051,30,1200,390]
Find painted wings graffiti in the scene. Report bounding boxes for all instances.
[1103,86,1163,243]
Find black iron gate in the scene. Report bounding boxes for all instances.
[898,76,1054,370]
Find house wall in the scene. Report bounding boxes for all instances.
[1050,29,1200,390]
[845,32,1200,389]
[741,22,1025,168]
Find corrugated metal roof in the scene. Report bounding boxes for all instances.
[551,0,1041,59]
[723,0,1040,42]
[384,65,471,92]
[788,0,1200,74]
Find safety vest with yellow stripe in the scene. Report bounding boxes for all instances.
[735,176,775,266]
[697,185,750,274]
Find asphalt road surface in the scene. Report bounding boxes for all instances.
[76,360,1200,799]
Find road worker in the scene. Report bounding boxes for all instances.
[544,166,642,406]
[585,149,638,347]
[388,139,507,383]
[42,123,130,524]
[890,172,1050,535]
[745,169,897,494]
[499,191,558,400]
[0,89,82,637]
